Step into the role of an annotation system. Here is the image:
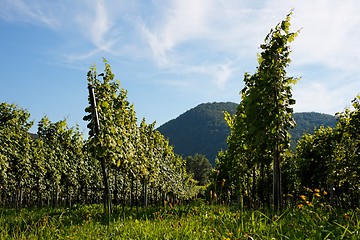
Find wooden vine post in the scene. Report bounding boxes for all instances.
[88,84,112,223]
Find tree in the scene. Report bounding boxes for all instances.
[185,154,212,186]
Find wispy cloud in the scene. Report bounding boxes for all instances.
[1,0,359,105]
[74,0,118,53]
[288,0,360,73]
[294,79,357,115]
[139,0,214,66]
[137,0,263,88]
[0,0,129,63]
[62,48,104,63]
[0,0,60,28]
[215,62,234,88]
[292,65,360,115]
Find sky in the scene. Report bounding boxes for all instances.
[1,0,359,134]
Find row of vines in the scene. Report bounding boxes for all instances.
[212,12,360,210]
[214,95,360,209]
[0,60,198,209]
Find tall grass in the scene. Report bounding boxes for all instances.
[1,200,359,239]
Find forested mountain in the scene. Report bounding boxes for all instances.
[157,102,337,165]
[291,112,337,147]
[158,102,237,166]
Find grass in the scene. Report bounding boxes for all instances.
[1,200,360,239]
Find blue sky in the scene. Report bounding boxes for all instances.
[1,0,359,134]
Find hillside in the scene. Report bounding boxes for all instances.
[157,102,337,166]
[157,102,237,166]
[291,112,337,146]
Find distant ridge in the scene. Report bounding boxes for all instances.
[157,102,337,166]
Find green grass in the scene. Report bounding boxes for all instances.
[1,200,359,239]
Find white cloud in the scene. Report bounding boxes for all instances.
[215,63,233,88]
[0,0,60,28]
[90,0,113,50]
[139,0,213,66]
[294,82,337,114]
[1,0,359,108]
[293,69,360,115]
[3,0,360,73]
[0,0,133,62]
[62,48,103,63]
[288,0,360,73]
[137,0,266,88]
[74,0,118,53]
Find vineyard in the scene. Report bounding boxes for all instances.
[1,12,360,239]
[0,60,198,210]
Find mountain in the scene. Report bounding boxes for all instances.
[291,112,337,147]
[157,102,337,166]
[158,102,237,166]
